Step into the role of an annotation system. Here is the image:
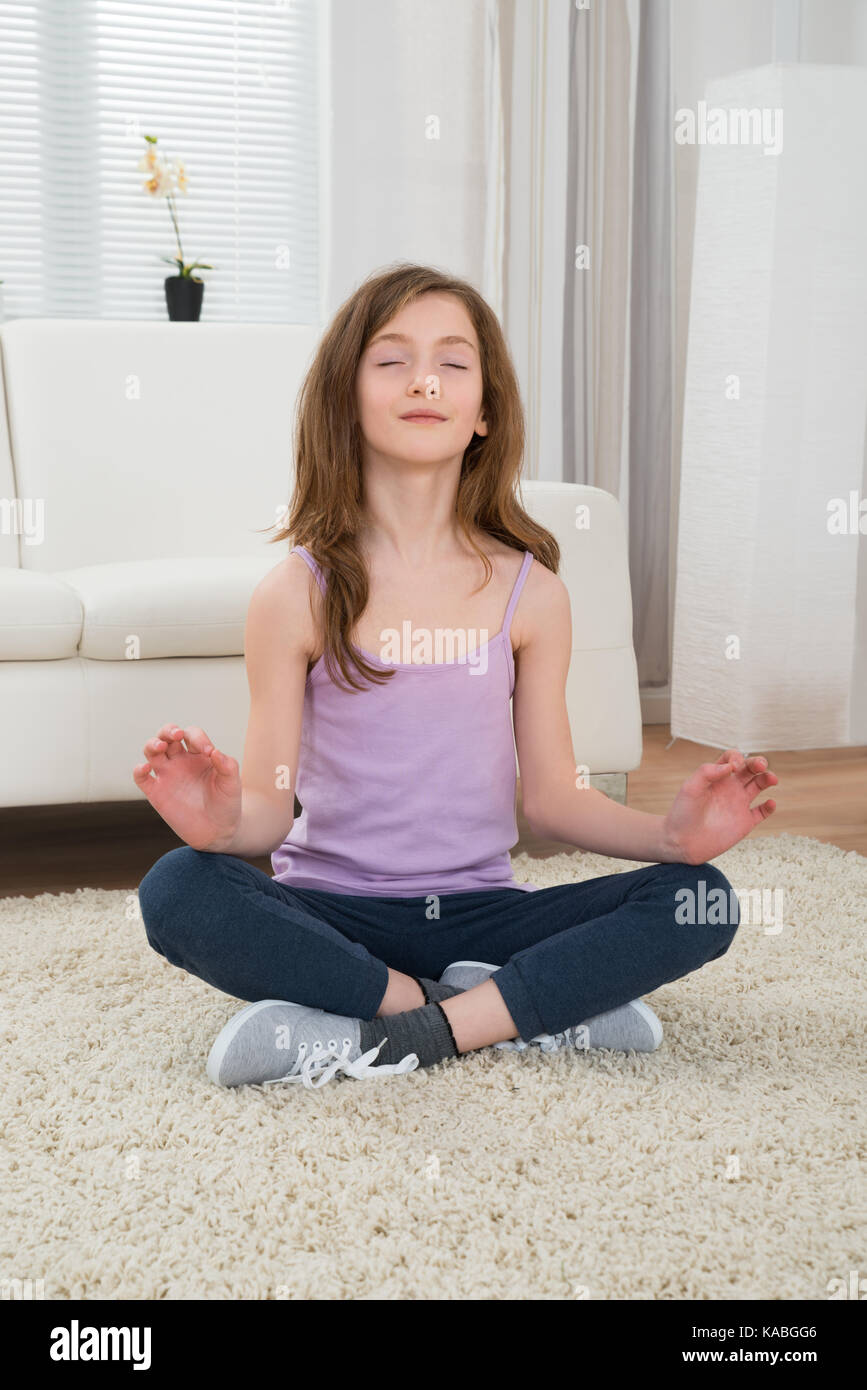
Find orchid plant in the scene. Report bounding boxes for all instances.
[138,134,212,281]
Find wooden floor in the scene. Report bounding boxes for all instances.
[1,726,864,900]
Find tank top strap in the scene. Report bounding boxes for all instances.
[290,544,327,596]
[502,550,534,638]
[292,543,532,623]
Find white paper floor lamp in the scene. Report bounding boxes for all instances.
[671,63,867,751]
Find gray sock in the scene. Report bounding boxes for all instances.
[415,975,465,1004]
[359,1001,459,1069]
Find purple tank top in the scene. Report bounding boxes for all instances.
[270,545,539,897]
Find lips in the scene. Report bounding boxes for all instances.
[400,410,447,421]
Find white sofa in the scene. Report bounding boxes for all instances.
[0,319,642,810]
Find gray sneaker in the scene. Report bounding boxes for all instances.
[206,999,419,1089]
[439,961,663,1053]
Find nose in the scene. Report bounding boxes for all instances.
[409,372,441,401]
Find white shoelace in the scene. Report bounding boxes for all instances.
[534,1026,587,1053]
[497,1027,585,1054]
[261,1035,419,1091]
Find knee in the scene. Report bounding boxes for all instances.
[138,845,206,951]
[669,860,740,963]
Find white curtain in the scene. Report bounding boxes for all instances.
[494,0,675,689]
[671,62,867,751]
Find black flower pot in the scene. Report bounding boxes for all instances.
[165,275,204,321]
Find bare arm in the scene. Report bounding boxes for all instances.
[512,566,683,864]
[210,552,315,857]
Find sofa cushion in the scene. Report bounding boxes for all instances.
[0,567,84,659]
[22,554,284,661]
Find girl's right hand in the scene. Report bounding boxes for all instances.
[132,724,242,851]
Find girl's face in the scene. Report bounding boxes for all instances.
[354,292,488,465]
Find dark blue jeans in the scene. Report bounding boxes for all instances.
[137,847,740,1041]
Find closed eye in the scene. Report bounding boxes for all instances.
[377,361,468,369]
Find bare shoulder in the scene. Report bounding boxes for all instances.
[471,533,569,652]
[512,556,571,653]
[247,551,319,659]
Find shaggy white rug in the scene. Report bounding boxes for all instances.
[1,832,864,1301]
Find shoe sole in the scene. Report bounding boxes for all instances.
[206,998,295,1087]
[442,964,663,1053]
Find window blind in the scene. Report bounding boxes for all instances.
[0,0,322,322]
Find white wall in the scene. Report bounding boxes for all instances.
[326,0,488,318]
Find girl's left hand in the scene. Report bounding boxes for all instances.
[662,749,779,865]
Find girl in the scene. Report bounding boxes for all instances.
[135,263,778,1092]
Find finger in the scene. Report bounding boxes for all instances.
[736,753,769,781]
[156,724,187,759]
[713,748,738,765]
[744,770,779,794]
[132,762,156,786]
[144,724,186,758]
[721,750,762,782]
[713,748,748,770]
[210,749,238,778]
[703,761,737,780]
[750,798,776,824]
[143,724,192,763]
[155,723,184,742]
[142,736,171,763]
[180,726,215,756]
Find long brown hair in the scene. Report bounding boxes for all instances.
[263,262,561,692]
